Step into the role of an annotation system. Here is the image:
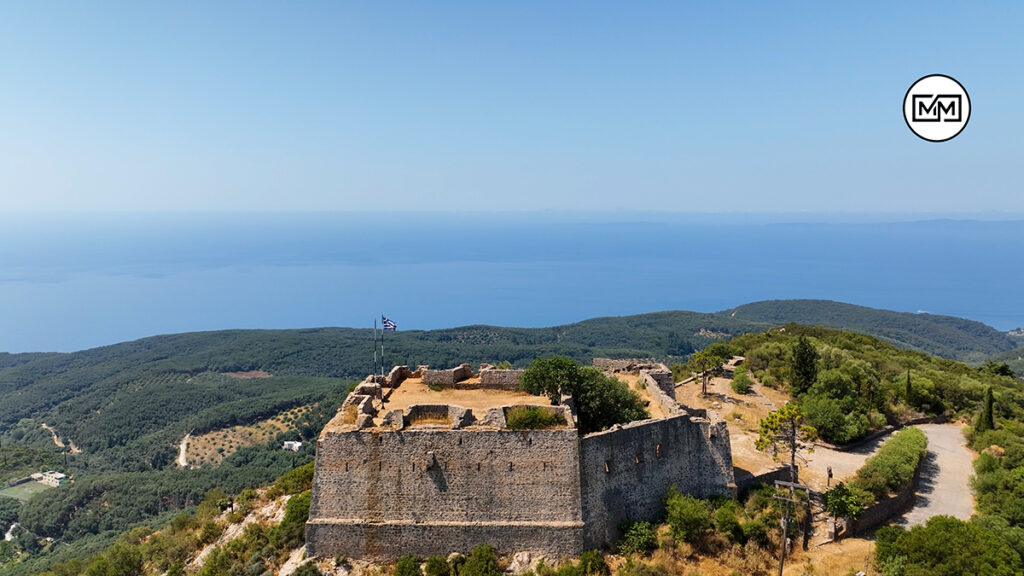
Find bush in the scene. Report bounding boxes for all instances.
[274,462,315,495]
[617,521,657,555]
[294,561,323,576]
[874,516,1021,576]
[740,519,770,548]
[425,556,451,576]
[396,555,423,576]
[505,406,567,430]
[730,367,751,395]
[713,506,744,543]
[853,428,927,500]
[458,544,500,576]
[664,487,710,542]
[577,550,609,576]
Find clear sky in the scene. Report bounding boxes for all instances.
[1,2,1021,213]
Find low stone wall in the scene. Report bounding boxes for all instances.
[734,465,796,494]
[480,368,524,390]
[387,365,413,388]
[641,371,683,416]
[847,457,925,536]
[593,358,661,373]
[422,364,475,387]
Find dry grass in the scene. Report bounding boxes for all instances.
[406,415,451,427]
[187,405,313,466]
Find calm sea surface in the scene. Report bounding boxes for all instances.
[1,213,1021,353]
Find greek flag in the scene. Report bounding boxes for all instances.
[382,316,397,331]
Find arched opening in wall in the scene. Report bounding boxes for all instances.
[508,462,513,472]
[635,453,643,464]
[604,461,611,473]
[477,463,481,471]
[656,444,662,458]
[345,462,349,472]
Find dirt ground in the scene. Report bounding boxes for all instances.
[185,405,310,466]
[381,377,551,414]
[612,373,667,420]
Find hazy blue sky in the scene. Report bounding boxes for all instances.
[1,2,1021,213]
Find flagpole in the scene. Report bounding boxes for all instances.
[381,314,386,380]
[373,317,378,378]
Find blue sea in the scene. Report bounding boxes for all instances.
[1,213,1022,353]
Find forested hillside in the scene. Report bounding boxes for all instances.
[2,300,1022,574]
[723,299,1017,362]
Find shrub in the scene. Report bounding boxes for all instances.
[853,428,927,500]
[740,519,770,549]
[617,521,657,555]
[505,406,567,430]
[458,544,500,576]
[713,507,743,543]
[396,555,423,576]
[730,369,751,395]
[425,556,450,576]
[294,561,323,576]
[274,461,315,495]
[577,550,609,576]
[664,487,710,542]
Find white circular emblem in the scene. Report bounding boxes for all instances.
[903,74,971,142]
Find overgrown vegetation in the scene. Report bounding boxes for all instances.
[504,406,566,430]
[727,325,1020,445]
[851,427,927,501]
[520,356,649,434]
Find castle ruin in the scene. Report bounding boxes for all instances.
[306,361,735,560]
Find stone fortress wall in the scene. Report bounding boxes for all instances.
[307,360,734,560]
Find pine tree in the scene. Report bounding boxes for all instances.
[905,370,913,404]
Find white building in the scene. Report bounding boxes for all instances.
[282,441,303,452]
[40,471,67,487]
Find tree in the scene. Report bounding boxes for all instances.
[978,387,996,432]
[664,486,710,542]
[789,336,819,395]
[687,350,723,396]
[905,369,913,403]
[755,403,818,483]
[521,357,649,434]
[822,482,862,540]
[459,544,500,576]
[520,355,583,404]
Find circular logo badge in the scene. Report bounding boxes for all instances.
[903,74,970,142]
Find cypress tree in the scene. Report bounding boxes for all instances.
[980,387,995,432]
[790,336,819,395]
[905,370,913,403]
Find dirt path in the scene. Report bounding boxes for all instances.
[178,433,191,468]
[898,423,975,526]
[40,423,81,454]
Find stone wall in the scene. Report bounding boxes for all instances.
[422,364,475,387]
[479,368,524,390]
[578,414,735,549]
[308,427,584,559]
[592,358,661,373]
[641,371,682,416]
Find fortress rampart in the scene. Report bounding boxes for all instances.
[307,361,734,560]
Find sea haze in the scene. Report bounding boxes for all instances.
[0,213,1021,353]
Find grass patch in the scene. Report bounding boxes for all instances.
[505,406,566,430]
[0,480,53,501]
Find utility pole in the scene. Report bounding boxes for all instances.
[774,479,813,576]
